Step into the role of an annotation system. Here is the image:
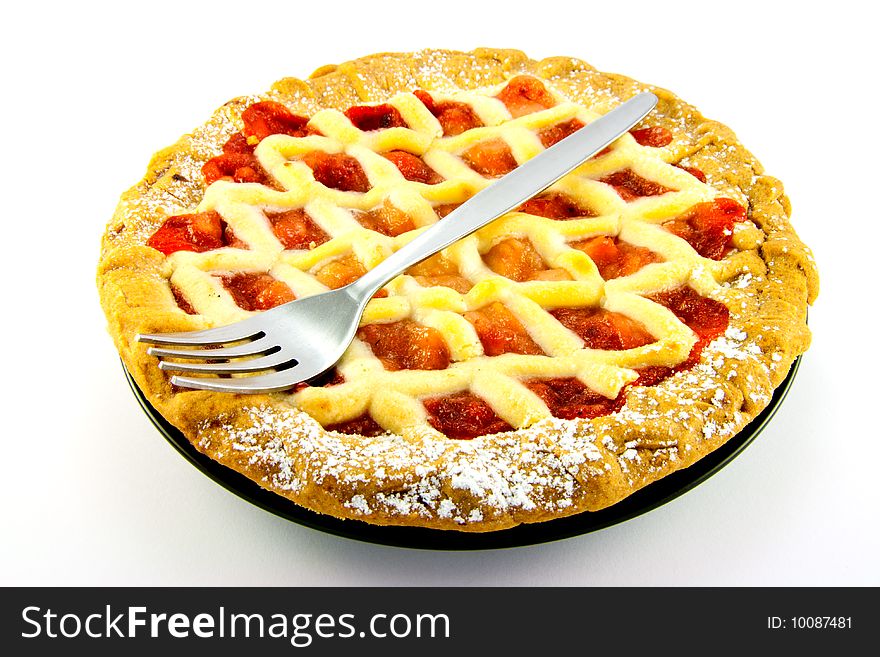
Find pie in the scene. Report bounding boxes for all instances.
[97,49,818,532]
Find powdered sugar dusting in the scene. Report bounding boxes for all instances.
[196,313,773,525]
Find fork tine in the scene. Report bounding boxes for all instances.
[146,336,277,360]
[171,367,306,394]
[158,352,296,374]
[136,321,263,346]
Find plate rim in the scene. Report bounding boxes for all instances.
[124,357,801,550]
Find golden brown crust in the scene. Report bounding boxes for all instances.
[97,49,817,531]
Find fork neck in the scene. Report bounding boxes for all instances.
[345,267,386,302]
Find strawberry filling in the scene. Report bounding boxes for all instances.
[383,150,443,184]
[464,302,544,356]
[222,132,255,155]
[551,307,655,350]
[147,210,228,255]
[649,286,729,344]
[423,392,512,439]
[314,254,376,292]
[414,275,472,293]
[201,102,317,185]
[525,377,626,420]
[242,101,310,140]
[326,413,386,437]
[538,119,585,148]
[414,90,484,136]
[202,102,312,185]
[434,203,461,218]
[407,254,472,293]
[674,164,707,183]
[570,235,661,279]
[495,76,556,117]
[630,126,672,147]
[355,201,416,237]
[345,104,407,131]
[462,138,518,177]
[358,319,450,371]
[483,238,570,282]
[634,286,730,385]
[518,192,595,219]
[302,151,370,192]
[202,152,268,185]
[601,169,673,201]
[268,208,329,250]
[483,238,546,281]
[663,198,747,260]
[171,286,197,315]
[222,273,295,311]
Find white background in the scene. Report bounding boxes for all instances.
[2,0,877,586]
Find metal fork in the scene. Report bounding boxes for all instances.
[137,92,658,393]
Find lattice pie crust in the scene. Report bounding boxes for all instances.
[98,49,818,531]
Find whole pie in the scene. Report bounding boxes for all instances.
[98,49,818,532]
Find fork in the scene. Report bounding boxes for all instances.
[137,92,658,393]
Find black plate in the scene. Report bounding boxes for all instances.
[125,357,800,550]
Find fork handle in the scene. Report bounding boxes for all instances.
[347,92,658,300]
